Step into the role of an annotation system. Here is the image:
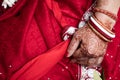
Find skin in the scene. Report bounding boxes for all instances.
[67,0,120,67]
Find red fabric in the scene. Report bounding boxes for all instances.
[10,40,70,80]
[0,0,120,80]
[0,0,91,80]
[102,10,120,80]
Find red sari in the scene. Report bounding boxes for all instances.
[0,0,120,80]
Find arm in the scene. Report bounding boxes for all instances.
[67,0,120,66]
[95,0,120,29]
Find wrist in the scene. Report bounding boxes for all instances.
[96,0,119,15]
[87,15,115,42]
[94,12,115,30]
[94,0,120,29]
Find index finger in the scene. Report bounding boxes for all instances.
[67,35,81,57]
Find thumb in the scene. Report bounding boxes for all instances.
[67,35,81,57]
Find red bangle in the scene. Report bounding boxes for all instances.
[88,15,115,42]
[88,22,111,42]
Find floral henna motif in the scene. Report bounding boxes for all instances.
[68,25,107,66]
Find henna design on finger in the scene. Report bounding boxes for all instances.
[68,24,108,67]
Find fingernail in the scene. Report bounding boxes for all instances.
[66,50,71,57]
[66,53,70,57]
[66,52,73,57]
[97,57,103,64]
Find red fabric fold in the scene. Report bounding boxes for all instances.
[0,0,27,21]
[10,40,70,80]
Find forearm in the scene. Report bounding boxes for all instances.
[96,0,120,15]
[94,0,120,29]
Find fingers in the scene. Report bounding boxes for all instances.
[67,34,81,57]
[72,48,84,58]
[89,57,103,66]
[72,46,89,58]
[96,57,104,65]
[73,44,97,58]
[76,57,88,66]
[67,25,107,67]
[71,47,104,66]
[69,41,105,66]
[73,56,104,67]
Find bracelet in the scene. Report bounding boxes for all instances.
[87,22,111,42]
[89,16,115,40]
[92,7,117,20]
[90,16,115,39]
[93,15,115,34]
[88,16,115,42]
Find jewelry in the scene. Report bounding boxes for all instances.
[88,16,115,41]
[88,22,111,42]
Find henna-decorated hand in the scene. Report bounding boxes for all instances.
[67,24,108,67]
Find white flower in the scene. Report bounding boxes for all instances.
[83,12,92,21]
[63,26,77,41]
[63,35,70,41]
[78,21,86,28]
[87,69,95,78]
[80,66,102,80]
[65,26,77,35]
[2,0,18,9]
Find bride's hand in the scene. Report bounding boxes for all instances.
[67,0,120,67]
[67,24,108,66]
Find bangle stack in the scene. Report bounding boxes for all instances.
[62,6,117,42]
[88,15,115,42]
[87,8,116,42]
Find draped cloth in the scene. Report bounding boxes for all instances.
[0,0,120,80]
